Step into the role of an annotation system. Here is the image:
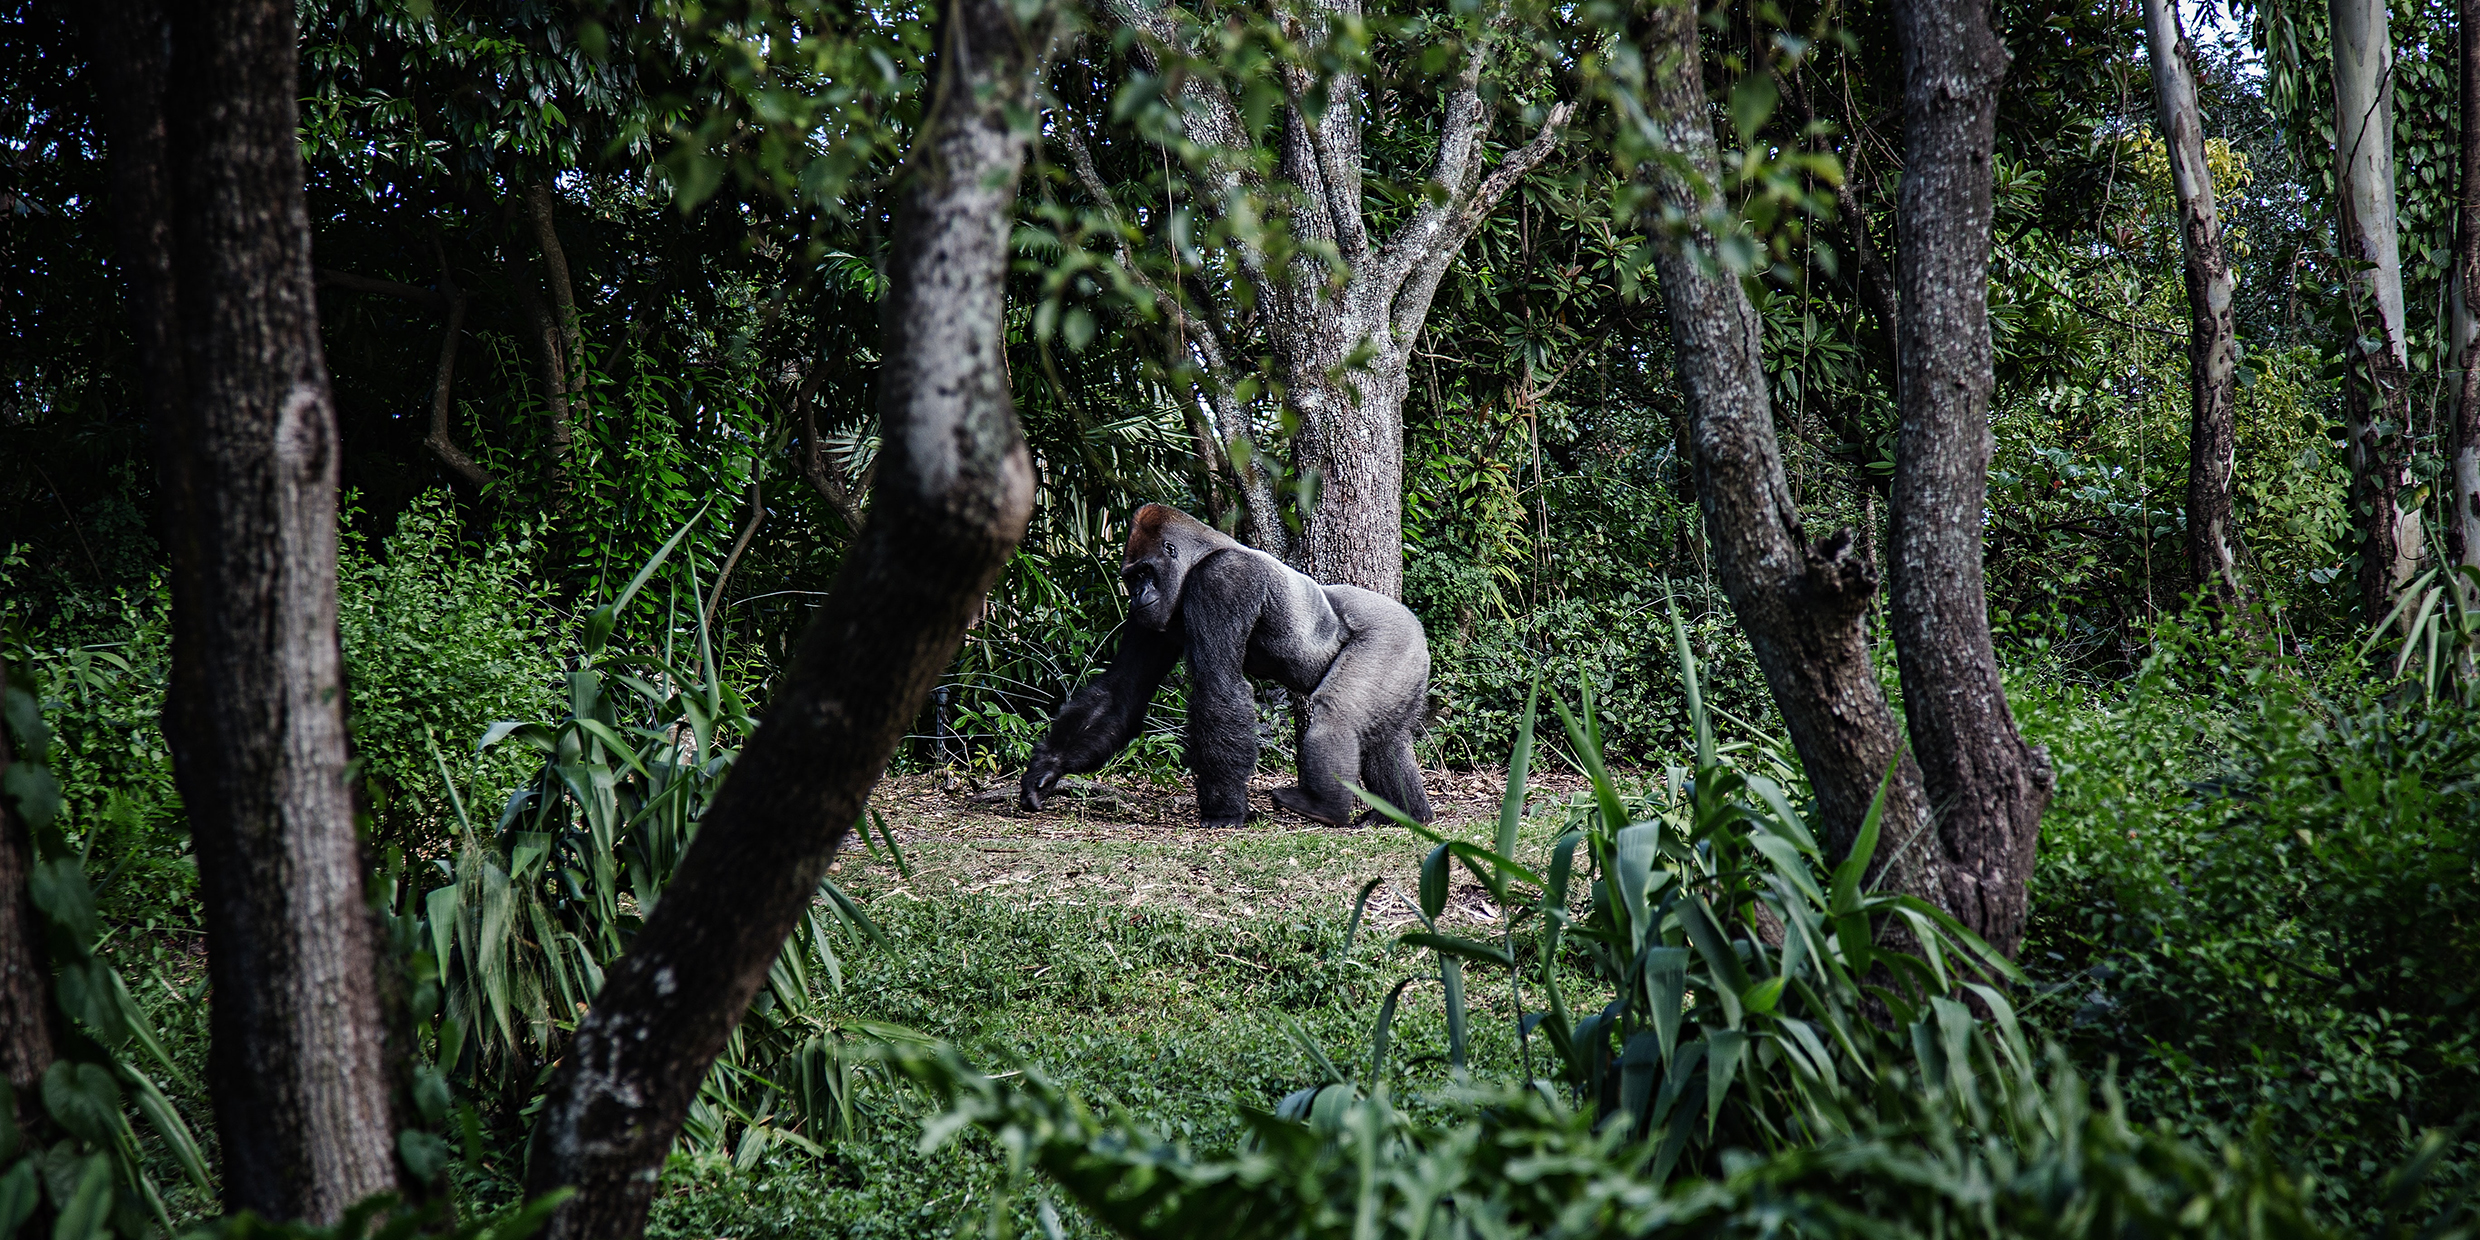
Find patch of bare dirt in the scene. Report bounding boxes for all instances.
[835,767,1597,932]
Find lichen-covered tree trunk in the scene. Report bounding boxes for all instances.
[1635,0,1930,865]
[1888,0,2054,960]
[90,0,403,1220]
[522,4,1046,1238]
[2332,0,2426,620]
[2142,0,2248,612]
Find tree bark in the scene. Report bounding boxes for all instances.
[521,2,1046,1236]
[1888,0,2054,960]
[1637,2,1930,863]
[0,661,63,1104]
[91,0,404,1221]
[2453,0,2480,590]
[2331,0,2426,620]
[2142,0,2247,612]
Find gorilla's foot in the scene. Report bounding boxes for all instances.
[1269,784,1350,826]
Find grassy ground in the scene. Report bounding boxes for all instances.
[641,766,1602,1240]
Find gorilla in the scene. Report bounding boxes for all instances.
[1019,504,1435,829]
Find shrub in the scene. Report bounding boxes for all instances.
[2027,636,2480,1229]
[336,492,564,848]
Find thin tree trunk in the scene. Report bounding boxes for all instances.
[1889,0,2054,960]
[2453,0,2480,590]
[703,481,765,631]
[1638,2,1930,862]
[2143,0,2247,611]
[91,0,403,1220]
[522,2,1047,1236]
[2332,0,2426,620]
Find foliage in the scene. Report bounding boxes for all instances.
[2025,623,2480,1230]
[869,624,2467,1240]
[409,518,890,1167]
[889,1039,2370,1240]
[1,649,212,1240]
[336,494,566,846]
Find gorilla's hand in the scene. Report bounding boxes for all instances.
[1020,751,1065,811]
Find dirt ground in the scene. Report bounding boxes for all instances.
[836,767,1599,932]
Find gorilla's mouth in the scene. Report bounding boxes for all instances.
[1130,579,1159,610]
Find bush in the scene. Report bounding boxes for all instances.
[336,493,565,848]
[2026,637,2480,1229]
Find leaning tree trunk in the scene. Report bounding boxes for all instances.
[522,4,1046,1238]
[90,0,403,1221]
[2452,0,2480,590]
[2142,0,2248,612]
[2332,0,2426,621]
[1636,0,1930,865]
[1888,0,2055,961]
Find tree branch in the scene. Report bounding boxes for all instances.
[421,243,494,491]
[703,481,765,631]
[794,363,868,535]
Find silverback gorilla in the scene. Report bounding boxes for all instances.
[1019,504,1435,828]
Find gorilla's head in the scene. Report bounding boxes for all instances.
[1121,503,1227,630]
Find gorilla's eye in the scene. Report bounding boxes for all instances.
[1165,542,1179,557]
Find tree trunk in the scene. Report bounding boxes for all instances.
[0,661,63,1104]
[1637,1,1930,863]
[1888,0,2055,960]
[1104,0,1568,596]
[2453,0,2480,590]
[522,3,1045,1237]
[90,0,404,1221]
[1287,331,1415,597]
[2142,0,2248,612]
[2332,0,2426,620]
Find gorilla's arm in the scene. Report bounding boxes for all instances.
[1020,621,1182,809]
[1178,554,1271,827]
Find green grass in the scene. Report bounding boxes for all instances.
[639,890,1544,1240]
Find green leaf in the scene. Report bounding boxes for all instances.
[1704,1027,1750,1135]
[1417,843,1449,925]
[1365,977,1418,1085]
[28,858,97,946]
[1496,680,1539,863]
[50,1154,112,1240]
[400,1129,455,1183]
[1400,932,1514,969]
[0,1161,38,1240]
[1741,975,1787,1016]
[41,1062,125,1148]
[1,765,60,836]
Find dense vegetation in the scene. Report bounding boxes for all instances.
[4,0,2478,1236]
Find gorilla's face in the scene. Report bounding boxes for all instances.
[1121,502,1223,632]
[1124,553,1178,630]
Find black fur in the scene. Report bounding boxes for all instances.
[1021,505,1434,828]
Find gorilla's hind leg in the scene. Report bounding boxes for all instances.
[1271,707,1363,826]
[1359,730,1432,824]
